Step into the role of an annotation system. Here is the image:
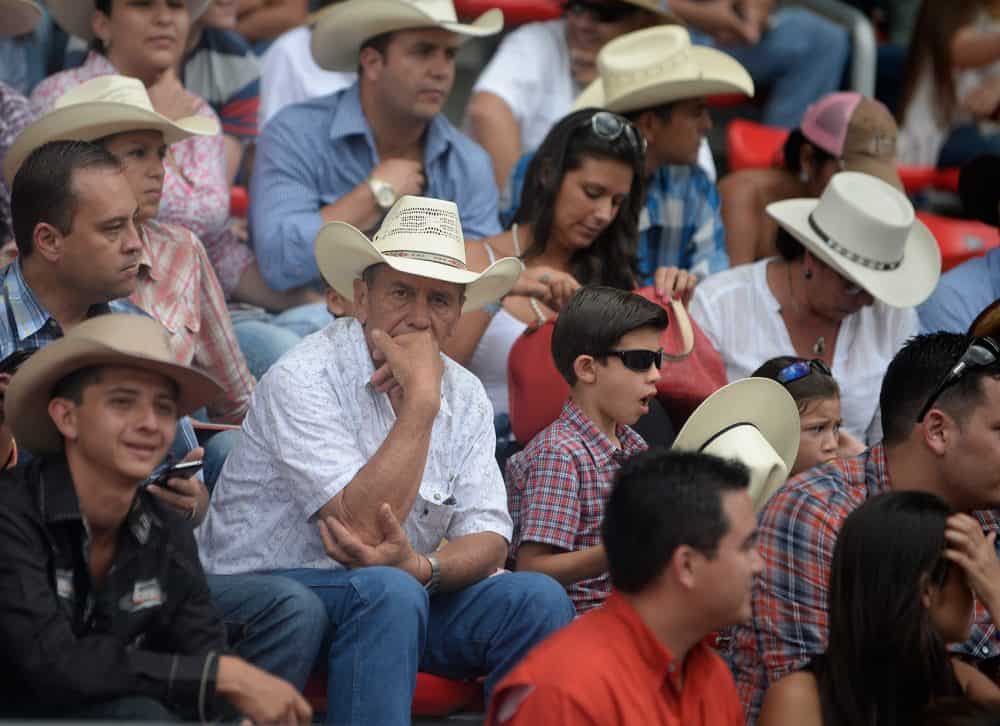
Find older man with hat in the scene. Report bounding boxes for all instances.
[199,195,575,725]
[0,314,311,722]
[250,0,505,294]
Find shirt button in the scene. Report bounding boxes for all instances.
[433,493,442,502]
[983,646,991,655]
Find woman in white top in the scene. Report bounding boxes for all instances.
[691,171,941,444]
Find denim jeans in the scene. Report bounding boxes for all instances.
[692,7,850,128]
[274,566,574,725]
[206,573,329,692]
[231,302,332,379]
[937,123,1000,169]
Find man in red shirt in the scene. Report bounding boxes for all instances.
[488,449,761,725]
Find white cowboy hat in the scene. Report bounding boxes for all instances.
[573,25,754,113]
[767,171,942,309]
[310,0,503,72]
[6,314,222,454]
[4,75,219,185]
[47,0,211,41]
[673,378,801,512]
[315,195,522,312]
[1,0,42,37]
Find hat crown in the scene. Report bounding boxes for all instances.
[55,75,156,114]
[403,0,459,23]
[372,195,468,270]
[700,424,788,510]
[597,26,698,102]
[70,314,177,363]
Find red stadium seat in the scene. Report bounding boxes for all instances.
[917,211,1000,272]
[229,185,249,218]
[455,0,561,24]
[726,118,788,172]
[303,672,484,718]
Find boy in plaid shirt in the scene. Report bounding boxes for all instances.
[506,285,668,613]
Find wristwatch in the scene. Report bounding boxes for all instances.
[367,177,396,212]
[425,554,441,595]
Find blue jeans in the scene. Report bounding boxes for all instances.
[206,573,329,692]
[937,123,1000,169]
[692,8,850,128]
[275,567,574,725]
[231,302,332,379]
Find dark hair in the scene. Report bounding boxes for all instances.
[51,366,105,404]
[603,449,749,593]
[922,699,1000,726]
[621,101,677,125]
[361,262,387,287]
[880,332,1000,445]
[357,30,395,74]
[781,128,837,175]
[753,356,840,413]
[11,140,121,259]
[514,108,646,290]
[551,286,668,386]
[774,226,806,261]
[816,491,961,726]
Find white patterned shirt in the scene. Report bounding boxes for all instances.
[197,317,512,574]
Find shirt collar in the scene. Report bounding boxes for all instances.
[137,223,156,282]
[4,260,49,341]
[864,442,890,496]
[561,399,644,465]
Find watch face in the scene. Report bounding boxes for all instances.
[375,183,396,210]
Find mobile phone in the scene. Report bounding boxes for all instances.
[151,460,203,488]
[0,348,37,376]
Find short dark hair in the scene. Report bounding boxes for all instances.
[11,140,121,258]
[51,366,105,405]
[361,263,387,287]
[622,101,677,125]
[551,286,668,386]
[880,332,1000,445]
[753,356,840,413]
[603,449,749,593]
[358,31,396,74]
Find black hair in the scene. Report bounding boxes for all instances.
[11,140,121,259]
[774,226,806,261]
[753,356,840,413]
[816,491,961,726]
[603,449,749,593]
[880,332,1000,445]
[621,101,677,125]
[357,30,395,75]
[513,108,646,291]
[551,286,668,386]
[361,263,387,287]
[781,128,837,174]
[51,366,105,405]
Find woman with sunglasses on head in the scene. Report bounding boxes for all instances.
[691,170,941,445]
[758,491,1000,726]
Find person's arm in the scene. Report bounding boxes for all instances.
[667,0,758,43]
[758,671,824,726]
[433,532,509,592]
[516,542,607,587]
[466,91,524,191]
[236,0,309,43]
[448,144,502,241]
[953,659,1000,705]
[952,25,1000,70]
[318,158,424,232]
[718,170,777,266]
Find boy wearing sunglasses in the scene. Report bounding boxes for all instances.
[506,286,667,614]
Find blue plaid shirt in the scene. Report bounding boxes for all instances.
[1,260,198,462]
[503,154,729,285]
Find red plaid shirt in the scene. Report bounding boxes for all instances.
[728,443,1000,724]
[505,399,647,613]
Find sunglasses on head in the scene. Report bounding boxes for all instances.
[564,0,639,24]
[602,348,663,372]
[776,359,832,385]
[916,336,1000,423]
[578,110,647,158]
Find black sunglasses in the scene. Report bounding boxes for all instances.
[916,336,1000,422]
[564,0,639,24]
[776,359,832,385]
[603,348,663,372]
[578,111,647,158]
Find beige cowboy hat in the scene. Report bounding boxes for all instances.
[310,0,503,72]
[4,75,219,185]
[673,378,801,512]
[573,25,754,113]
[5,314,222,454]
[1,0,42,37]
[315,195,522,312]
[970,299,1000,338]
[47,0,211,41]
[767,171,941,309]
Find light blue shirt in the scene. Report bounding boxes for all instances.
[918,248,1000,333]
[250,82,501,291]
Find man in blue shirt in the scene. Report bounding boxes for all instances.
[250,0,504,292]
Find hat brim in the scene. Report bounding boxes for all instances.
[2,0,42,37]
[842,154,903,191]
[48,0,210,41]
[4,102,219,185]
[672,377,800,474]
[310,1,502,71]
[959,154,1000,227]
[766,197,942,309]
[970,299,1000,338]
[572,46,754,113]
[314,221,522,312]
[6,338,222,454]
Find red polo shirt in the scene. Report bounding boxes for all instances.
[487,591,744,726]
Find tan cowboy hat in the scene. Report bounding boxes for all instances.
[970,299,1000,338]
[573,25,754,113]
[5,314,222,454]
[673,378,800,512]
[315,195,522,312]
[1,0,42,37]
[767,171,941,309]
[4,75,219,185]
[310,0,503,72]
[47,0,210,41]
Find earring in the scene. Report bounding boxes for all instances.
[804,268,813,280]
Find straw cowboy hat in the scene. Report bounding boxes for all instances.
[673,378,801,512]
[4,75,219,185]
[310,0,503,71]
[1,0,42,37]
[767,171,941,309]
[573,25,754,113]
[5,314,222,454]
[315,195,522,312]
[47,0,211,41]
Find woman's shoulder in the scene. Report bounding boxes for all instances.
[758,669,823,726]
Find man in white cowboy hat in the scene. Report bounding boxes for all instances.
[0,313,311,723]
[727,331,1000,724]
[198,195,576,725]
[249,0,505,294]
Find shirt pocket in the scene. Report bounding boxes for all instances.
[415,477,458,538]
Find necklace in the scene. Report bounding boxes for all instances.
[785,262,826,357]
[512,224,548,325]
